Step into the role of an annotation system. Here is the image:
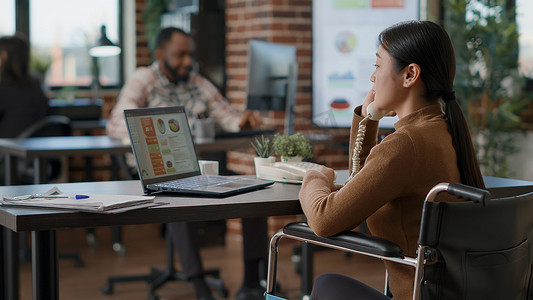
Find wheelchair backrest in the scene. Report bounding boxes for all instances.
[419,192,533,300]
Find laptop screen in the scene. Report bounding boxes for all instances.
[124,106,201,186]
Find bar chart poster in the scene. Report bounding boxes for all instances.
[312,0,419,128]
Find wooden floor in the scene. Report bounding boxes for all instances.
[17,224,386,300]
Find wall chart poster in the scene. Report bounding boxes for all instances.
[312,0,419,128]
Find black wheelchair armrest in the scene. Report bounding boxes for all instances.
[283,222,404,258]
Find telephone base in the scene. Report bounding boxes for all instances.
[256,174,302,184]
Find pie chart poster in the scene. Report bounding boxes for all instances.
[312,0,419,128]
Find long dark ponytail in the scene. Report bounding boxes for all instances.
[379,21,485,189]
[444,95,485,188]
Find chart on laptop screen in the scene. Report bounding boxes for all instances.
[127,108,199,180]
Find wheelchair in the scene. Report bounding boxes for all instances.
[266,183,533,300]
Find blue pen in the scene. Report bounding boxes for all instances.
[31,194,90,200]
[13,194,90,200]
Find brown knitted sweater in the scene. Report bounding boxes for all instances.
[299,102,462,300]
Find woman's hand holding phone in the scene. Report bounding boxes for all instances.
[361,89,395,120]
[361,90,376,118]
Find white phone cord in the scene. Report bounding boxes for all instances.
[335,115,370,190]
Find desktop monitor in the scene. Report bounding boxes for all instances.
[246,40,298,133]
[246,40,297,111]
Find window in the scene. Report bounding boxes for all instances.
[517,0,533,78]
[30,0,121,88]
[0,1,16,36]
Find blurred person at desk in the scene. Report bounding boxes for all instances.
[107,27,258,138]
[0,34,48,138]
[107,27,267,300]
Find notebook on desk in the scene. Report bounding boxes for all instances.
[124,106,274,196]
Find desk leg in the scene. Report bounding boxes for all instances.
[33,157,41,184]
[85,156,93,181]
[4,154,12,185]
[1,228,5,300]
[32,230,58,300]
[110,155,119,181]
[301,242,313,297]
[4,228,19,300]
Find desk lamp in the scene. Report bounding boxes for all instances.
[89,25,121,103]
[89,25,121,57]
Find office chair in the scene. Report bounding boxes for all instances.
[101,228,228,300]
[11,115,84,266]
[16,114,72,138]
[266,183,533,300]
[85,152,131,257]
[16,115,72,183]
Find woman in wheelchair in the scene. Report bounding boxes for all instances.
[299,21,485,300]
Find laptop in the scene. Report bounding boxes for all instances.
[124,106,274,196]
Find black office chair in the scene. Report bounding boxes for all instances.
[15,115,72,183]
[266,183,533,300]
[101,228,228,300]
[11,115,84,267]
[16,114,72,139]
[85,152,131,257]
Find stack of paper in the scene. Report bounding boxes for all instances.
[1,187,158,213]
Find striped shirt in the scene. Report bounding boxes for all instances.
[107,62,242,138]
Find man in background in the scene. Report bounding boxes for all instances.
[107,27,268,300]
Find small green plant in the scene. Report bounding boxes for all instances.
[251,135,274,158]
[273,133,313,159]
[30,51,51,77]
[56,86,78,103]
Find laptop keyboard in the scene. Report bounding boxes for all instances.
[156,176,238,190]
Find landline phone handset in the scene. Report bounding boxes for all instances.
[366,102,387,121]
[342,103,387,186]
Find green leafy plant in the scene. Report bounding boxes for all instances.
[56,86,78,103]
[251,135,274,158]
[445,0,530,177]
[30,51,51,77]
[143,0,173,51]
[273,133,313,159]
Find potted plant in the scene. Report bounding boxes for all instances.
[445,0,530,177]
[143,0,172,50]
[30,50,51,91]
[251,135,275,177]
[273,133,313,162]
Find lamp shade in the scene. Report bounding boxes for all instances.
[89,25,121,57]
